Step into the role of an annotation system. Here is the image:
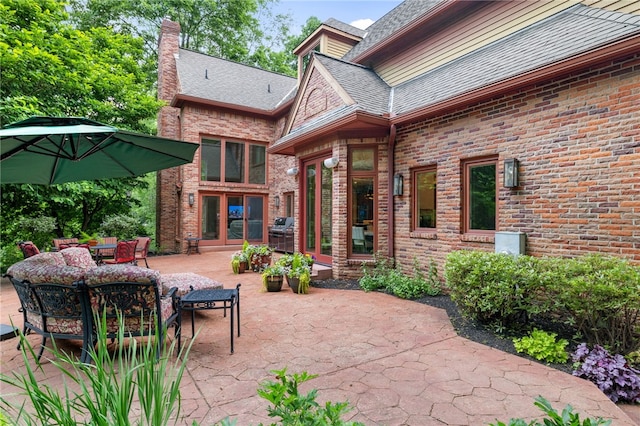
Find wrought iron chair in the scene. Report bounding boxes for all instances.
[103,240,138,265]
[9,277,87,361]
[83,279,179,360]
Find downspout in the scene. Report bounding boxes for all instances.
[387,123,397,259]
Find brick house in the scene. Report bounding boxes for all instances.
[157,0,640,278]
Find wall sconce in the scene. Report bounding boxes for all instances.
[286,167,299,176]
[188,193,195,206]
[323,157,339,169]
[393,174,403,196]
[503,158,519,188]
[274,195,280,208]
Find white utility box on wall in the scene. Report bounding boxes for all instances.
[495,231,526,256]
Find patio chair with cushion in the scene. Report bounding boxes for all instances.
[18,241,40,259]
[97,236,118,261]
[103,240,138,265]
[53,238,79,251]
[134,236,151,268]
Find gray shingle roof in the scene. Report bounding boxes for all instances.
[175,49,296,111]
[392,4,640,115]
[322,18,367,38]
[314,54,390,115]
[342,0,443,62]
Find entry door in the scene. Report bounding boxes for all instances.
[303,158,333,264]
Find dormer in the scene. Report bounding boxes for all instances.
[293,18,366,83]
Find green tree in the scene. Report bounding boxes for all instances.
[0,0,162,128]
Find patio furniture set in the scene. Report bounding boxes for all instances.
[5,247,239,363]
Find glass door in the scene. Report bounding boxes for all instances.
[226,195,265,243]
[303,157,333,264]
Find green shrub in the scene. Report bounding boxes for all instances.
[490,395,611,426]
[100,214,144,240]
[444,251,549,328]
[513,329,569,364]
[16,215,57,250]
[359,254,441,299]
[556,255,640,355]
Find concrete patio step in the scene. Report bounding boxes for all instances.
[311,263,332,281]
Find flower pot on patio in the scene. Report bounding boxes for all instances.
[265,276,283,292]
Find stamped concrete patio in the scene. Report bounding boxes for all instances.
[1,250,638,425]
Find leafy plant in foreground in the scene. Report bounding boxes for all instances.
[0,312,193,425]
[490,395,611,426]
[256,367,364,426]
[513,329,569,364]
[571,343,640,403]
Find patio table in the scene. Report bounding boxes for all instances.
[177,284,241,353]
[91,243,117,265]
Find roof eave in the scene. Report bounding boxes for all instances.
[294,25,363,56]
[351,0,471,64]
[269,110,390,155]
[392,34,640,126]
[171,94,294,119]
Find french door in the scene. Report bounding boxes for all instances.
[302,157,333,264]
[201,194,265,245]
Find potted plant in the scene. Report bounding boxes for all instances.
[231,251,249,274]
[250,244,274,272]
[286,252,311,294]
[79,231,104,247]
[262,264,286,292]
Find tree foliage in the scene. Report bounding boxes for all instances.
[0,0,162,128]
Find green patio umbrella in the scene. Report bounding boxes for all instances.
[0,116,199,185]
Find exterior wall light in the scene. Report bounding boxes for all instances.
[188,193,195,206]
[504,158,519,188]
[393,174,403,196]
[286,167,299,176]
[274,195,280,208]
[323,157,339,168]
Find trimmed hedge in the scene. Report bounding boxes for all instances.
[444,251,640,355]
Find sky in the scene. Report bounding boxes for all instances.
[270,0,403,32]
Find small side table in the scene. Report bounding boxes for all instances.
[185,237,202,255]
[177,284,241,353]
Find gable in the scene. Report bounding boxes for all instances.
[287,65,353,133]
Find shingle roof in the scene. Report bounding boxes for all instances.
[314,54,390,115]
[342,0,443,62]
[175,49,297,111]
[322,18,367,38]
[392,4,640,115]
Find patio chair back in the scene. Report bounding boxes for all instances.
[53,238,79,251]
[135,236,151,268]
[18,241,40,258]
[104,240,138,265]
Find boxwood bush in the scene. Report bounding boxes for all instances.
[444,251,640,355]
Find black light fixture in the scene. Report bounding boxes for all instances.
[188,193,195,206]
[274,195,280,208]
[393,173,403,196]
[503,158,519,188]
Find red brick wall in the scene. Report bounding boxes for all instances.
[290,68,346,130]
[393,53,640,275]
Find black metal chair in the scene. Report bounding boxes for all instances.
[8,277,87,361]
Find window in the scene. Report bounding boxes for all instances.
[350,148,376,255]
[201,138,266,184]
[413,167,437,230]
[463,157,497,233]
